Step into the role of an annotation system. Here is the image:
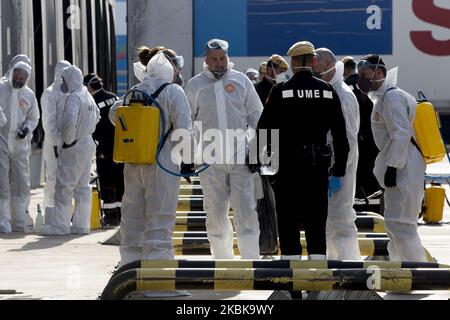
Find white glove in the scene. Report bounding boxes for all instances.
[0,106,7,128]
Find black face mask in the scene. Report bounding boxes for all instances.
[357,76,373,94]
[12,79,25,89]
[212,70,226,80]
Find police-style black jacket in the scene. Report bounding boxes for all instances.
[92,89,118,156]
[257,70,350,177]
[255,76,275,106]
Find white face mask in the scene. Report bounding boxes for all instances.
[275,72,288,84]
[133,62,147,83]
[320,66,336,77]
[268,65,288,84]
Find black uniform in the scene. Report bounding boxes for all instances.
[257,70,350,256]
[345,74,380,198]
[255,77,275,106]
[92,89,124,223]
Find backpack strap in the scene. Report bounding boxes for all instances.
[411,137,425,158]
[150,83,171,102]
[149,83,173,148]
[382,86,424,157]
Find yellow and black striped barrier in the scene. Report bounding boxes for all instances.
[101,267,450,300]
[171,237,390,257]
[177,198,204,211]
[175,211,208,217]
[175,211,384,218]
[110,259,449,284]
[179,186,203,196]
[174,217,208,232]
[356,211,384,219]
[173,215,386,233]
[355,216,386,233]
[180,178,201,186]
[172,231,389,239]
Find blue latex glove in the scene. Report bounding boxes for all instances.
[328,176,343,198]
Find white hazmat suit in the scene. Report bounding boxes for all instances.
[41,65,100,236]
[109,52,194,265]
[326,62,361,260]
[0,62,39,233]
[0,106,7,127]
[41,60,72,224]
[370,68,427,262]
[185,62,263,259]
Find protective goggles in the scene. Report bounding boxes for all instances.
[356,58,385,72]
[206,39,229,52]
[85,76,101,86]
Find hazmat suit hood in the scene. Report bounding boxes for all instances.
[145,52,175,84]
[9,54,32,69]
[329,61,344,87]
[369,67,399,102]
[1,54,32,80]
[61,65,84,92]
[53,60,72,86]
[8,61,32,89]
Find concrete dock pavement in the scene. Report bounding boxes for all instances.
[1,154,450,300]
[0,188,272,300]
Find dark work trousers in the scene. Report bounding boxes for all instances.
[355,137,380,198]
[96,150,124,205]
[273,164,329,256]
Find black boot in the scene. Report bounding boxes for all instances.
[103,207,121,227]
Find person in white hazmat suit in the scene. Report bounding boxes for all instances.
[2,55,36,230]
[41,60,72,225]
[314,48,361,260]
[109,51,194,265]
[1,54,32,81]
[185,39,263,260]
[357,54,427,262]
[0,61,40,233]
[40,65,100,236]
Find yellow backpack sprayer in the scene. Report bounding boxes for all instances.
[415,90,448,224]
[113,88,162,164]
[113,85,209,178]
[414,90,446,164]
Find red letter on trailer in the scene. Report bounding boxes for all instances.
[410,0,450,56]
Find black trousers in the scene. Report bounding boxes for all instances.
[356,136,380,198]
[273,166,329,256]
[96,151,124,204]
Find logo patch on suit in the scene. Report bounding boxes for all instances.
[225,84,235,94]
[19,98,26,109]
[374,112,381,122]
